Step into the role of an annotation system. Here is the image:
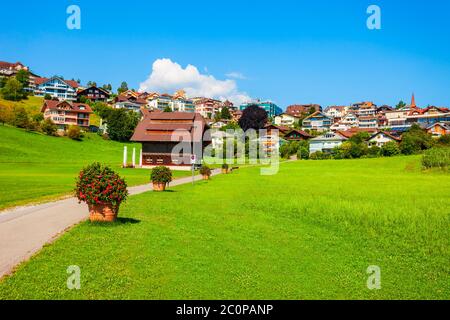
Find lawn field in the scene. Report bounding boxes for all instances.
[0,156,448,299]
[0,126,189,211]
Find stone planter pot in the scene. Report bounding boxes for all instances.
[89,203,118,222]
[153,182,167,191]
[222,169,229,174]
[202,175,210,180]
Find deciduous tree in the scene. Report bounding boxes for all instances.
[238,104,268,131]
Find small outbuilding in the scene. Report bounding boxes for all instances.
[131,111,211,168]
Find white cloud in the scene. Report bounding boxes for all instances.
[139,58,251,105]
[225,72,246,80]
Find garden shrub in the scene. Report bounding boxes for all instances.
[67,125,83,140]
[151,166,173,184]
[200,165,212,177]
[368,146,381,157]
[437,135,450,146]
[400,124,435,155]
[75,162,128,207]
[310,151,324,160]
[422,147,450,170]
[381,141,400,157]
[41,118,58,136]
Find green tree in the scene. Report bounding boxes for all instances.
[44,93,52,100]
[106,109,140,142]
[13,107,30,128]
[1,78,25,101]
[15,70,30,89]
[381,141,400,157]
[118,82,129,94]
[368,146,381,157]
[32,113,44,123]
[396,100,407,109]
[297,146,309,160]
[163,106,172,112]
[220,106,232,120]
[349,132,371,144]
[219,122,240,132]
[0,77,7,88]
[400,124,435,155]
[437,134,450,146]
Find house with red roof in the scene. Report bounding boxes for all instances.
[41,100,92,130]
[0,61,30,77]
[0,61,40,92]
[34,76,79,101]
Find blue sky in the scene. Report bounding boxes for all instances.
[1,0,449,109]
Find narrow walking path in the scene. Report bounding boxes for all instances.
[0,169,221,279]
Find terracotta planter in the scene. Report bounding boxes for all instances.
[202,175,210,180]
[153,182,167,191]
[89,203,118,222]
[222,169,229,174]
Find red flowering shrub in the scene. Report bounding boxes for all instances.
[75,163,128,208]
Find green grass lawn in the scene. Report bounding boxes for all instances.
[1,156,449,299]
[0,126,189,211]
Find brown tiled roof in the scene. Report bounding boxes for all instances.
[0,61,25,69]
[408,106,449,115]
[265,124,291,133]
[41,100,92,113]
[337,128,378,138]
[371,131,401,141]
[284,129,314,139]
[131,112,208,142]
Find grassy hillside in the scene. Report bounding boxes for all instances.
[1,157,449,299]
[0,125,187,210]
[0,96,44,115]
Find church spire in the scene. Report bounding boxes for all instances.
[411,93,416,108]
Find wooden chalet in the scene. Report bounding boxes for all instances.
[283,129,313,141]
[131,111,211,168]
[77,86,110,102]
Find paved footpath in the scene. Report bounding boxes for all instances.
[0,169,220,279]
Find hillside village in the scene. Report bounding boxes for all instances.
[1,60,449,165]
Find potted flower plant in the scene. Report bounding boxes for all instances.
[200,165,212,180]
[151,166,173,191]
[222,163,229,174]
[75,162,128,222]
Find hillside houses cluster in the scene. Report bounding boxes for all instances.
[1,60,449,157]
